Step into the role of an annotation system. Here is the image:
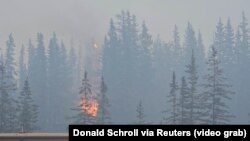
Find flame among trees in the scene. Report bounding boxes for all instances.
[71,71,111,124]
[80,96,98,117]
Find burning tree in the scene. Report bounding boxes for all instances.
[71,71,98,124]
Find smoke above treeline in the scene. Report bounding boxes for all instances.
[0,1,250,133]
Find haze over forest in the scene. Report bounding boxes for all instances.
[0,0,249,48]
[0,0,249,132]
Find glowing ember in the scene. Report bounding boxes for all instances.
[93,43,98,48]
[80,98,98,117]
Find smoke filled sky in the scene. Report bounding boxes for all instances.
[0,0,249,49]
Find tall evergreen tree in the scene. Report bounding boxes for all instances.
[18,78,38,132]
[139,21,153,66]
[103,11,142,123]
[237,12,250,123]
[224,18,235,64]
[71,71,96,124]
[138,21,154,99]
[197,31,206,73]
[173,25,181,52]
[47,33,71,130]
[33,33,47,88]
[235,27,241,63]
[214,18,226,62]
[30,33,48,131]
[122,12,139,102]
[0,62,18,132]
[172,25,183,73]
[19,45,27,89]
[59,41,71,87]
[102,19,119,89]
[163,72,178,124]
[47,33,60,130]
[185,50,199,124]
[203,46,234,124]
[184,22,198,72]
[179,77,190,124]
[5,34,18,96]
[103,19,120,87]
[28,40,35,77]
[184,22,197,53]
[239,12,250,53]
[97,77,111,124]
[48,33,60,93]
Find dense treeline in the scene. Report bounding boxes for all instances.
[103,11,249,124]
[0,11,249,132]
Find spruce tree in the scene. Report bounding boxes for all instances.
[224,18,235,64]
[47,33,71,130]
[138,21,154,99]
[239,12,249,53]
[184,22,197,61]
[203,46,234,124]
[179,77,190,124]
[163,72,178,124]
[172,25,183,74]
[197,31,206,74]
[71,71,96,124]
[0,62,18,132]
[237,12,250,123]
[5,34,18,96]
[19,45,27,90]
[235,27,241,63]
[97,77,111,124]
[184,22,203,79]
[3,34,18,132]
[185,50,199,124]
[28,40,35,77]
[29,33,48,131]
[214,18,226,63]
[18,78,38,132]
[173,25,181,52]
[102,19,120,122]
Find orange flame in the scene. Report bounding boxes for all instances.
[80,97,98,117]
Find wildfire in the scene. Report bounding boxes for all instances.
[80,97,98,117]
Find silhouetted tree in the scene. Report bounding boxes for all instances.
[163,72,178,124]
[203,46,234,124]
[19,45,27,90]
[0,62,18,132]
[185,50,199,124]
[18,78,38,132]
[97,77,111,124]
[179,77,190,124]
[71,71,96,124]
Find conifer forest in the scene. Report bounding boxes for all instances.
[0,0,249,132]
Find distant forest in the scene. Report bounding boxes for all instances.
[0,11,250,132]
